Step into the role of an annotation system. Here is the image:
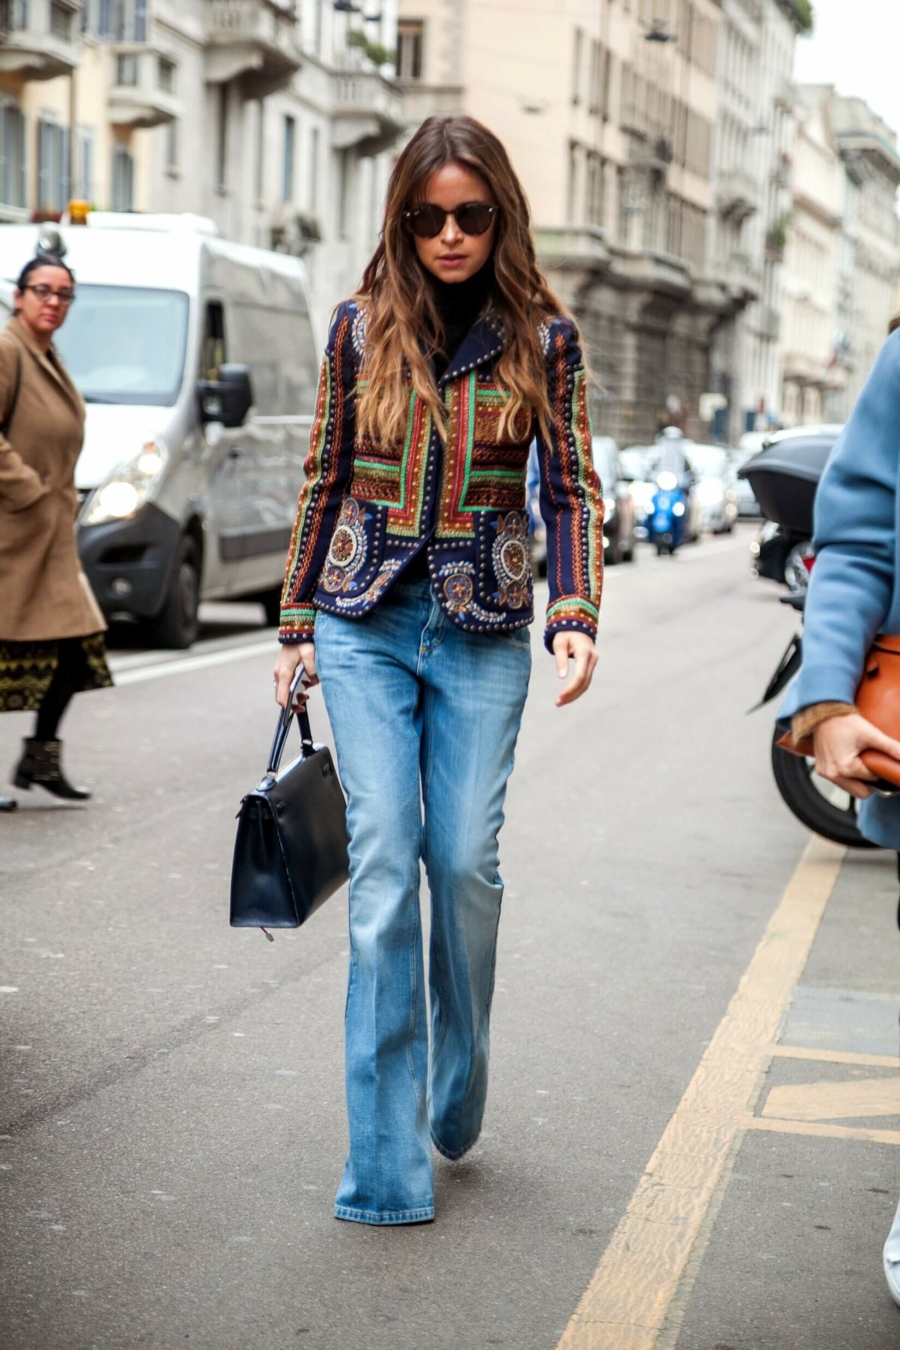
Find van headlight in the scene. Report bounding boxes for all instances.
[82,441,168,526]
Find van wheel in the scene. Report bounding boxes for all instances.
[146,535,200,650]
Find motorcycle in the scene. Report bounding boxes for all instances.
[741,424,873,849]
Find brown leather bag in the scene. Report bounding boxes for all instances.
[778,634,900,786]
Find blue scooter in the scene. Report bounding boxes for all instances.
[648,469,689,555]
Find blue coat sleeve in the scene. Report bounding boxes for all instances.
[780,332,900,720]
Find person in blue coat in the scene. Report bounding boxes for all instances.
[779,324,900,1307]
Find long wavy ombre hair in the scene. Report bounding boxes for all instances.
[356,115,569,446]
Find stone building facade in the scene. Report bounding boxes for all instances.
[780,86,900,427]
[0,0,403,321]
[706,0,798,440]
[397,0,814,444]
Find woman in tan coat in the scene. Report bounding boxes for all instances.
[0,246,112,811]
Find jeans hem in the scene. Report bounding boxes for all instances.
[333,1203,435,1226]
[430,1129,480,1162]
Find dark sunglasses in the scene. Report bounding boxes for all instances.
[403,202,498,239]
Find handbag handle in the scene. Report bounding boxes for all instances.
[266,669,315,775]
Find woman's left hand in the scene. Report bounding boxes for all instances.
[552,631,598,707]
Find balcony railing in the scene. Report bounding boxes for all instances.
[0,0,80,79]
[717,168,759,222]
[204,0,301,98]
[332,68,404,156]
[108,46,180,128]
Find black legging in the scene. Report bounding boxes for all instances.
[34,639,88,741]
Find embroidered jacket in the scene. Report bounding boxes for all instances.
[279,300,604,652]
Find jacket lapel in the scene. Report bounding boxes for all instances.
[437,315,507,387]
[9,316,84,416]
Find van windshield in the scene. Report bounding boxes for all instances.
[55,285,189,406]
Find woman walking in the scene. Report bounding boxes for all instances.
[274,115,603,1225]
[0,244,112,811]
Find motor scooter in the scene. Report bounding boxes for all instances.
[742,428,872,848]
[647,470,689,555]
[754,591,872,848]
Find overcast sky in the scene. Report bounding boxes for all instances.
[793,0,900,136]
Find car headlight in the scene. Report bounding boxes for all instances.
[696,479,725,505]
[82,440,168,526]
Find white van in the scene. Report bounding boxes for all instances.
[0,215,320,646]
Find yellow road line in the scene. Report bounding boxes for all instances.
[555,838,845,1350]
[744,1115,900,1147]
[769,1045,900,1069]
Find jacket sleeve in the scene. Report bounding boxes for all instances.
[779,331,900,722]
[279,303,357,644]
[0,338,49,513]
[535,317,605,652]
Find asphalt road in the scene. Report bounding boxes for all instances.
[1,529,898,1350]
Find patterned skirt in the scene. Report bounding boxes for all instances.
[0,633,113,714]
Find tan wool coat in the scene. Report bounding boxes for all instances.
[0,315,106,642]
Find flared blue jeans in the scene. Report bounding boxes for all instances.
[314,579,531,1224]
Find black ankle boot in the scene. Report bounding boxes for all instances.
[0,794,17,812]
[13,739,91,801]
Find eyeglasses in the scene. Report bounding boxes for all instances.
[23,284,75,304]
[403,202,498,240]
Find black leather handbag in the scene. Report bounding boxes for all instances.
[230,673,350,934]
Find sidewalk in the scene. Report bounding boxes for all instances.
[672,846,900,1349]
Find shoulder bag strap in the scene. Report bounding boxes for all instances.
[0,349,22,439]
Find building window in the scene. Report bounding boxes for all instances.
[397,20,424,80]
[158,57,176,93]
[338,147,352,238]
[0,106,26,208]
[571,27,583,105]
[116,54,139,87]
[111,143,134,210]
[76,127,93,201]
[49,2,73,39]
[97,0,116,37]
[567,140,580,223]
[165,119,178,172]
[37,120,69,214]
[282,114,295,203]
[309,124,319,210]
[586,151,604,226]
[216,83,228,193]
[1,0,28,29]
[588,40,602,115]
[255,100,265,201]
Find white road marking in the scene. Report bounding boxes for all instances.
[112,638,276,686]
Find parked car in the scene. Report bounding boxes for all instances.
[0,215,322,648]
[729,448,763,518]
[592,436,637,564]
[620,446,660,539]
[688,444,740,533]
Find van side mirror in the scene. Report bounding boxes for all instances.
[199,363,254,428]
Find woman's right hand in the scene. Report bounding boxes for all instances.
[812,712,900,799]
[274,642,318,709]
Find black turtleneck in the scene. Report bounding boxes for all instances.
[403,262,495,582]
[429,261,494,379]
